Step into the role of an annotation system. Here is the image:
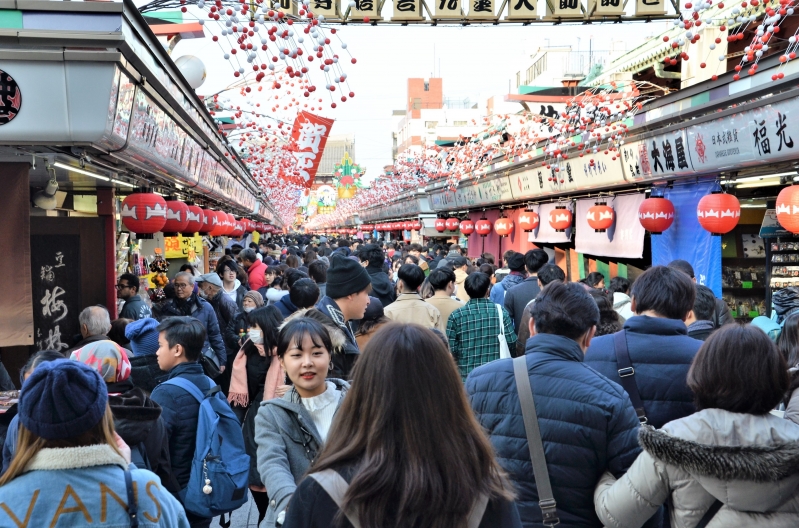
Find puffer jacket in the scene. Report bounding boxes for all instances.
[466,333,642,527]
[207,290,239,350]
[158,295,227,367]
[489,271,526,305]
[130,354,165,394]
[595,409,799,528]
[254,379,350,528]
[585,316,702,429]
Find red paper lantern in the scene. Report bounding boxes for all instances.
[412,220,422,231]
[161,200,190,235]
[244,219,255,233]
[519,211,540,232]
[587,203,615,233]
[494,217,514,237]
[208,211,228,237]
[638,197,675,234]
[459,220,475,235]
[197,209,213,234]
[400,221,409,230]
[697,193,740,235]
[475,219,492,237]
[445,217,460,231]
[777,186,799,234]
[226,213,237,236]
[375,224,383,232]
[434,218,447,232]
[183,205,204,235]
[361,224,374,231]
[549,207,573,232]
[231,220,245,237]
[121,193,167,236]
[348,228,358,235]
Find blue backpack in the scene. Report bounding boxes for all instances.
[163,377,250,520]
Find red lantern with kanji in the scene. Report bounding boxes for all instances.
[348,228,358,235]
[375,224,383,232]
[435,218,446,232]
[121,193,168,236]
[777,186,799,234]
[399,221,408,230]
[197,209,213,234]
[161,200,190,236]
[697,193,740,235]
[519,211,540,232]
[361,224,374,231]
[445,217,460,231]
[412,220,422,231]
[475,219,492,237]
[183,205,204,235]
[494,217,514,237]
[208,211,228,237]
[460,220,475,235]
[231,220,245,237]
[244,219,255,233]
[549,207,573,232]
[587,203,615,233]
[638,197,675,234]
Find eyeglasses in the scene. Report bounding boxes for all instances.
[174,282,191,289]
[115,283,130,290]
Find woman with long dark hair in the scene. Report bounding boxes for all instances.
[588,288,623,336]
[778,312,799,424]
[283,323,521,528]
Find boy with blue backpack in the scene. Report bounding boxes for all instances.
[153,316,249,528]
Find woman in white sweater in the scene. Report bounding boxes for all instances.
[254,317,349,528]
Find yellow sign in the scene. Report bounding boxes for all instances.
[164,234,204,261]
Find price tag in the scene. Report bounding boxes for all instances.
[742,281,753,289]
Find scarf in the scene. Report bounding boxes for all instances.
[228,339,284,408]
[172,292,199,316]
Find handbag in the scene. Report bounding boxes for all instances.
[199,352,222,379]
[497,304,511,359]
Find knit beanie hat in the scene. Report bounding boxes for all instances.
[20,361,108,440]
[507,252,526,272]
[244,290,264,307]
[326,254,372,299]
[70,340,132,383]
[125,317,160,356]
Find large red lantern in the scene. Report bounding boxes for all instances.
[208,211,227,237]
[162,200,190,236]
[587,203,615,233]
[375,224,383,232]
[549,207,573,232]
[777,186,799,234]
[121,193,167,237]
[225,213,237,236]
[400,221,410,230]
[231,220,245,237]
[184,205,204,235]
[697,193,740,235]
[411,220,422,231]
[434,218,447,232]
[361,224,374,231]
[244,219,255,233]
[197,209,213,234]
[445,217,460,231]
[475,219,492,237]
[519,211,540,232]
[494,217,514,237]
[459,220,475,235]
[638,197,675,234]
[348,228,358,235]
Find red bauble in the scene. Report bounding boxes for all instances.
[549,207,573,232]
[184,205,204,235]
[459,220,475,235]
[494,217,514,237]
[638,197,675,234]
[777,186,799,234]
[518,211,540,232]
[434,218,447,232]
[587,204,615,232]
[697,193,740,235]
[445,217,460,231]
[162,200,190,235]
[411,220,422,231]
[475,219,492,237]
[121,193,168,235]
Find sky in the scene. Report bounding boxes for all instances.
[166,5,672,178]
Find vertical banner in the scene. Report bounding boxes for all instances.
[651,182,722,296]
[289,111,335,189]
[575,194,646,258]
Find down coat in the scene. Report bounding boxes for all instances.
[594,409,799,528]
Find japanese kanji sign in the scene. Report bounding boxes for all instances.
[289,111,335,189]
[506,0,537,19]
[591,0,623,17]
[351,0,382,20]
[635,0,665,16]
[0,69,22,126]
[310,0,341,19]
[467,0,498,18]
[545,0,583,18]
[434,0,463,17]
[393,0,424,20]
[31,235,80,352]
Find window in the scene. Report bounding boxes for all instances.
[426,121,438,129]
[424,82,430,91]
[453,121,468,126]
[412,98,422,109]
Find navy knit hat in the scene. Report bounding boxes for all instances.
[326,254,372,299]
[19,361,108,440]
[125,317,160,356]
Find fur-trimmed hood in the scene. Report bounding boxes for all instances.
[279,308,347,351]
[640,409,799,512]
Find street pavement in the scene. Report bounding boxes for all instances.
[210,493,260,528]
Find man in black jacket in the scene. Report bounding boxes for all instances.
[667,259,733,327]
[504,249,549,333]
[117,273,153,321]
[359,244,396,309]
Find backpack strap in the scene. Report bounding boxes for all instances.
[466,493,489,528]
[309,470,361,528]
[512,356,559,527]
[162,376,218,403]
[612,330,648,424]
[124,468,139,528]
[695,499,723,528]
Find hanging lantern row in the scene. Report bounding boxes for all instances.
[120,193,273,238]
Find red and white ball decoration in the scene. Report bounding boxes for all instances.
[121,193,167,236]
[445,217,460,231]
[549,207,573,232]
[697,192,741,235]
[459,220,475,235]
[494,217,514,237]
[475,219,492,237]
[518,211,540,232]
[638,197,675,234]
[586,203,615,233]
[434,218,447,233]
[411,220,422,231]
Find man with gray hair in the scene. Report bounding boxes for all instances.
[157,271,227,375]
[68,305,111,353]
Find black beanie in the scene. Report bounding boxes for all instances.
[326,254,373,299]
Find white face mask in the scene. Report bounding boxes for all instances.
[243,306,255,313]
[249,329,263,344]
[393,271,399,282]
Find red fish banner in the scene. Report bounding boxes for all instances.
[288,111,334,189]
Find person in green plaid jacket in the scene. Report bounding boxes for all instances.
[447,272,516,380]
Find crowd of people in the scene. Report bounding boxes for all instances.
[3,234,799,528]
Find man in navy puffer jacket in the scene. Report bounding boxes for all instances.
[585,265,702,430]
[467,282,643,527]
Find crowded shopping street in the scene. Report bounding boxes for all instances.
[4,0,799,526]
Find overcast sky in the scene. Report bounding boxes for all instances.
[167,5,671,177]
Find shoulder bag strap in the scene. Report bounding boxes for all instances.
[466,492,490,528]
[496,304,505,338]
[309,469,362,528]
[612,330,648,424]
[512,356,559,527]
[695,499,723,528]
[124,468,139,528]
